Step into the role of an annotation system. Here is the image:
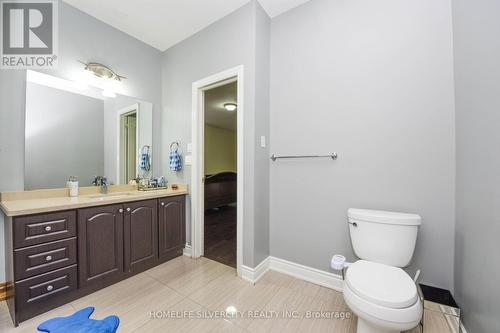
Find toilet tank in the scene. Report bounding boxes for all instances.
[348,208,421,267]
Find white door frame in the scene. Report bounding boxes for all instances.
[116,103,140,184]
[191,65,244,277]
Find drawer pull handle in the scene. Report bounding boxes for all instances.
[126,207,131,212]
[161,202,165,206]
[46,285,54,292]
[44,226,52,232]
[45,255,52,261]
[118,208,124,214]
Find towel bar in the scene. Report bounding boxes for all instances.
[270,153,338,161]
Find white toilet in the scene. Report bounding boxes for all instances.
[343,208,423,333]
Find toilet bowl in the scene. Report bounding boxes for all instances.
[343,260,422,333]
[343,209,423,333]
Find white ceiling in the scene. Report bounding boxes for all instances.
[205,81,237,131]
[63,0,312,51]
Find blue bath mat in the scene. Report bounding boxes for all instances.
[37,307,119,333]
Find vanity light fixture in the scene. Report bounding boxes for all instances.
[78,61,125,98]
[224,103,237,112]
[79,61,126,81]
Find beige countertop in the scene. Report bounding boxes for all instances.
[0,184,188,217]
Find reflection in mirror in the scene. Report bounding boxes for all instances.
[24,70,153,190]
[105,95,153,186]
[120,108,137,184]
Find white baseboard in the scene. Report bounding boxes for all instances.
[269,257,343,292]
[241,256,343,292]
[240,265,255,283]
[183,244,192,257]
[241,257,271,284]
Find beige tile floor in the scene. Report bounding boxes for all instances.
[0,256,452,333]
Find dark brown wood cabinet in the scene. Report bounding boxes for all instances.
[78,204,124,289]
[159,196,185,261]
[14,237,77,280]
[4,194,186,326]
[14,210,76,248]
[15,265,78,312]
[124,199,158,273]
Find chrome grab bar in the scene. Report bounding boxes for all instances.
[270,153,338,161]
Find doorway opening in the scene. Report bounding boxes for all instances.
[191,66,244,276]
[119,109,137,184]
[203,81,237,267]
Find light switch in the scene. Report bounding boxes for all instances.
[184,155,192,166]
[187,143,192,153]
[260,136,266,148]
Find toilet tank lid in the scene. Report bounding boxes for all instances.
[348,208,421,226]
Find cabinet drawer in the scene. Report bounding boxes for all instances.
[14,238,77,280]
[15,265,77,309]
[14,211,76,248]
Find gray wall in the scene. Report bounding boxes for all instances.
[269,0,456,290]
[0,71,26,283]
[253,3,271,266]
[0,2,162,282]
[25,82,104,189]
[161,0,270,267]
[453,0,500,332]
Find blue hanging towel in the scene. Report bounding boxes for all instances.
[139,146,151,171]
[169,142,182,171]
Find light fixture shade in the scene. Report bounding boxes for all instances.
[224,103,237,111]
[80,62,126,81]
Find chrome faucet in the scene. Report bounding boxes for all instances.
[92,176,109,194]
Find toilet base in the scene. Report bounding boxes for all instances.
[357,318,399,333]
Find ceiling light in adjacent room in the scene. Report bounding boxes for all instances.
[224,103,237,111]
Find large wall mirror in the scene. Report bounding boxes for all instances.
[24,70,153,190]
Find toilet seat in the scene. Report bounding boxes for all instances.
[343,260,422,331]
[343,282,422,329]
[345,260,418,309]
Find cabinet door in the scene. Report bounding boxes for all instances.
[124,199,158,273]
[78,204,124,288]
[158,196,185,260]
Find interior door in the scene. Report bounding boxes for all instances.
[119,111,137,184]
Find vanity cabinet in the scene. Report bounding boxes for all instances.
[78,204,124,289]
[124,199,158,273]
[4,194,186,326]
[9,210,80,323]
[159,196,185,261]
[14,210,76,248]
[78,200,159,289]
